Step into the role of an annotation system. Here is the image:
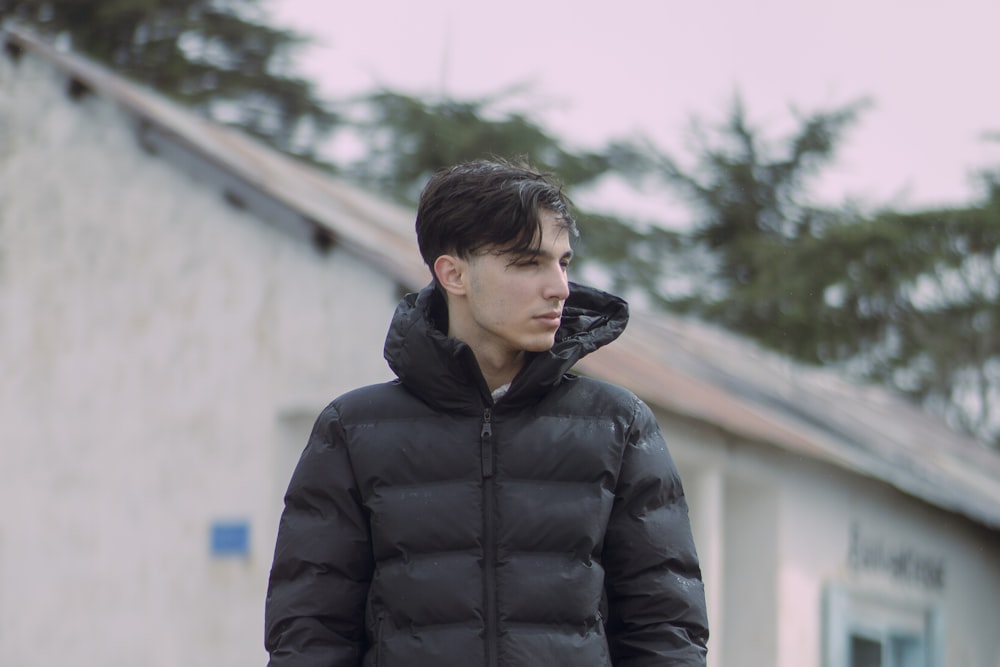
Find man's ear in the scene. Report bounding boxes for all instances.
[433,254,468,296]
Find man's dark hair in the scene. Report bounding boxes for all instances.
[415,159,578,276]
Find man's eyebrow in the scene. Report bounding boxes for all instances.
[515,248,574,260]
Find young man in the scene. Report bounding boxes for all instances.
[265,160,709,666]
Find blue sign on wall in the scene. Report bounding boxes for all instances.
[210,520,250,558]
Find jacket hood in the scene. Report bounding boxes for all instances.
[383,282,629,414]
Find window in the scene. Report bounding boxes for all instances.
[825,585,941,667]
[848,627,924,667]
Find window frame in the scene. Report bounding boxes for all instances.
[824,584,943,667]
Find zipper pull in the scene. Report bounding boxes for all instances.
[481,408,494,478]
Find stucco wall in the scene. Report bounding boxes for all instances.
[776,453,1000,667]
[0,52,402,666]
[666,418,1000,667]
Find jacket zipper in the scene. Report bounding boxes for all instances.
[480,408,494,478]
[374,613,385,667]
[481,408,498,667]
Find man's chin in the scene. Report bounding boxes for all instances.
[522,337,558,353]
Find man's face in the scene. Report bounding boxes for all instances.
[459,209,574,361]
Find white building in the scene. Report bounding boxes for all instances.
[2,27,999,667]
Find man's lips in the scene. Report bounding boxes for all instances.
[534,312,562,327]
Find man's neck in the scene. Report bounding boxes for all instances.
[471,347,525,394]
[443,297,526,393]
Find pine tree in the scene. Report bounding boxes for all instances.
[1,0,336,162]
[638,96,1000,446]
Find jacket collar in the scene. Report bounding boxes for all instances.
[383,282,629,414]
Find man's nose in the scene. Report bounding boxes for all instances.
[544,264,570,301]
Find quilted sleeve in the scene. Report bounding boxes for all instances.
[603,397,710,666]
[265,403,373,667]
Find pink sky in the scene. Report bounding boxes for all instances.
[271,0,1000,217]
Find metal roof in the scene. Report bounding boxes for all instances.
[5,26,1000,531]
[580,312,1000,530]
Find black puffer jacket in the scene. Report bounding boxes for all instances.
[265,283,709,667]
